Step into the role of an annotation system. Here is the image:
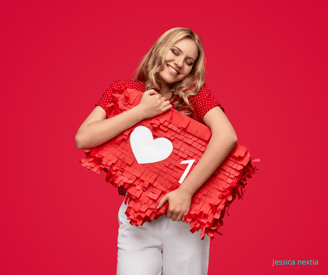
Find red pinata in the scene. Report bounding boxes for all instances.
[80,88,257,239]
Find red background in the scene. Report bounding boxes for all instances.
[1,0,327,274]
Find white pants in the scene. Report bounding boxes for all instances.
[116,200,210,275]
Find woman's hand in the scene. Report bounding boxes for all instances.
[156,187,192,222]
[136,89,172,120]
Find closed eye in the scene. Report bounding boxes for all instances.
[171,48,194,66]
[171,49,179,55]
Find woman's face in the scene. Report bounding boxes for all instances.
[159,38,198,85]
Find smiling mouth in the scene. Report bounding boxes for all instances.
[167,65,179,76]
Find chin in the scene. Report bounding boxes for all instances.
[159,73,174,85]
[161,72,185,85]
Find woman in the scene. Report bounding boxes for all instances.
[75,27,237,275]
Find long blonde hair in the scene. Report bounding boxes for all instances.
[135,27,206,116]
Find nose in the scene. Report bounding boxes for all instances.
[174,56,184,68]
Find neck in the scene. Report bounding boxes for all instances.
[159,79,168,90]
[159,79,170,95]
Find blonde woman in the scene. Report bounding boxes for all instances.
[75,27,237,275]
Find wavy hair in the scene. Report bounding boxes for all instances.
[135,27,206,116]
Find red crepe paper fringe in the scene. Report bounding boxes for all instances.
[80,89,257,240]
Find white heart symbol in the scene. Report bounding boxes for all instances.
[130,126,173,164]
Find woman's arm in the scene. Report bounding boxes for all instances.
[75,90,172,149]
[157,106,237,221]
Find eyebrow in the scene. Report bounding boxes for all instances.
[172,46,196,62]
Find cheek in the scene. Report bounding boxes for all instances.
[165,52,174,62]
[183,66,193,76]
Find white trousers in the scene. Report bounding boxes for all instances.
[116,200,210,275]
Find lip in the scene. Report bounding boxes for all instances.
[167,64,179,76]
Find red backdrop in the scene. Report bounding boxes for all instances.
[1,0,327,274]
